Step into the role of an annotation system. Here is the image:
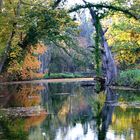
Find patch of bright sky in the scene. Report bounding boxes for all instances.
[67,0,111,21]
[68,0,110,6]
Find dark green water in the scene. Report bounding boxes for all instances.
[0,82,140,140]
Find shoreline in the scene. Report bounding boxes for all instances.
[0,78,94,85]
[0,78,139,91]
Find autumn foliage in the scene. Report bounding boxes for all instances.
[24,114,47,131]
[6,43,46,81]
[7,84,43,107]
[20,43,46,80]
[105,14,140,67]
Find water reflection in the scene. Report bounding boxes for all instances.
[98,88,118,140]
[0,82,140,140]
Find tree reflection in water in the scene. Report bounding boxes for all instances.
[0,84,47,140]
[40,84,119,140]
[98,87,118,140]
[0,82,140,140]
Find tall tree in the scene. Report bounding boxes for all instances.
[69,0,139,85]
[0,0,78,77]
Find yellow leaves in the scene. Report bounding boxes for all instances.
[10,52,19,58]
[104,13,140,66]
[137,39,140,45]
[7,59,22,75]
[115,48,140,64]
[107,37,115,46]
[109,32,133,43]
[7,44,23,75]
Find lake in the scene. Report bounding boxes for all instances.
[0,81,140,140]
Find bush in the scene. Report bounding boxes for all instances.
[117,69,140,88]
[44,73,83,79]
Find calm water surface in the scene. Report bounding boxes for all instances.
[0,82,140,140]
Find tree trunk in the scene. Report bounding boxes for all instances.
[0,31,15,73]
[89,8,117,85]
[100,27,117,85]
[0,0,21,73]
[0,0,3,12]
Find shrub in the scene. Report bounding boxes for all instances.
[117,69,140,88]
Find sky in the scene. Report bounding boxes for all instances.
[67,0,109,6]
[67,0,110,20]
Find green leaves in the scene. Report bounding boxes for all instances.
[21,6,78,49]
[117,69,140,88]
[105,14,140,68]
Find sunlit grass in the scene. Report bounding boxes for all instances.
[44,73,83,79]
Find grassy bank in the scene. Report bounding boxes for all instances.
[117,69,140,88]
[44,73,83,79]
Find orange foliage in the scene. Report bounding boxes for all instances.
[9,84,43,107]
[5,43,47,81]
[24,113,47,131]
[32,43,46,54]
[20,43,47,80]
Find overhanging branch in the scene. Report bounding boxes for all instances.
[52,0,62,8]
[69,3,139,20]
